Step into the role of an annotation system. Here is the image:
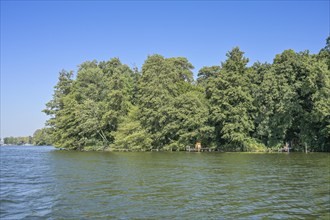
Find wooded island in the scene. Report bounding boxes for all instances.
[40,38,330,152]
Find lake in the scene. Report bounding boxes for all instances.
[0,146,329,219]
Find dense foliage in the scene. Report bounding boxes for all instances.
[3,136,33,145]
[2,128,53,146]
[32,128,53,146]
[42,38,330,152]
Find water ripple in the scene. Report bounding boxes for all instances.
[1,147,329,219]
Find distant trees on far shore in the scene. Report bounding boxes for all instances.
[3,128,53,146]
[3,136,33,145]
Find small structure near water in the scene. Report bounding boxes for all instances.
[278,142,290,152]
[195,141,202,152]
[186,141,214,152]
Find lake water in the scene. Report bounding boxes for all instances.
[0,146,329,219]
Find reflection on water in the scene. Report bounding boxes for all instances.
[1,146,329,219]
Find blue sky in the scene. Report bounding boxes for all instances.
[1,1,329,138]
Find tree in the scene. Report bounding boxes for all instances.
[197,66,221,96]
[318,36,330,69]
[251,46,330,151]
[112,105,152,151]
[137,55,196,149]
[33,128,53,146]
[252,63,295,147]
[43,70,74,117]
[43,58,136,150]
[3,136,33,145]
[43,39,329,151]
[161,91,214,150]
[208,47,257,151]
[43,70,76,148]
[300,50,330,151]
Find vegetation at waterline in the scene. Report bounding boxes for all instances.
[2,136,33,146]
[32,128,53,146]
[2,128,53,146]
[41,37,330,152]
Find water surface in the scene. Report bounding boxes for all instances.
[0,146,329,219]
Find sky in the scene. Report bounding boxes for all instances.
[1,1,329,138]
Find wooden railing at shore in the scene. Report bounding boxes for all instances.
[186,146,215,152]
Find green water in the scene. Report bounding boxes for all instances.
[1,146,329,219]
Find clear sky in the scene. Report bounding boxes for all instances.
[1,1,329,138]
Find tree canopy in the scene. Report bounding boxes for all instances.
[42,38,330,152]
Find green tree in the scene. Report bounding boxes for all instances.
[44,58,136,150]
[112,105,152,151]
[43,39,329,152]
[4,137,14,145]
[318,36,330,69]
[197,66,221,87]
[137,55,197,149]
[249,56,296,148]
[3,136,33,145]
[33,128,53,146]
[43,70,76,149]
[251,46,330,151]
[161,90,214,150]
[301,49,330,151]
[208,47,257,151]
